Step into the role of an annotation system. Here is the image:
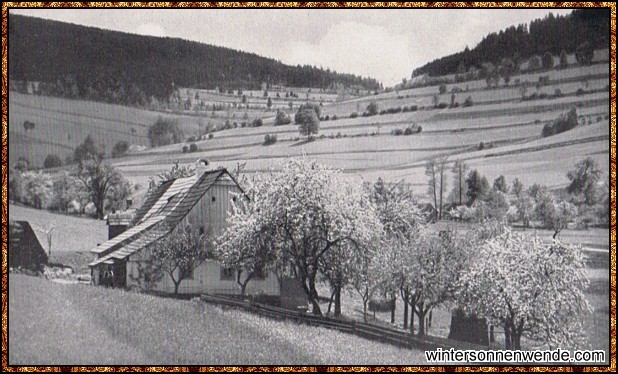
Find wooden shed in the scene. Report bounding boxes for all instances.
[9,220,49,272]
[88,161,281,297]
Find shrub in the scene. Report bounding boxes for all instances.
[182,145,189,153]
[325,115,330,121]
[439,84,447,94]
[554,88,563,97]
[392,129,404,136]
[463,96,474,107]
[336,132,342,138]
[208,133,214,139]
[187,135,197,142]
[417,125,422,133]
[350,112,358,118]
[148,117,183,147]
[252,118,263,127]
[436,102,448,109]
[541,106,579,137]
[275,111,291,126]
[189,143,198,152]
[331,115,338,120]
[576,88,586,96]
[43,154,62,168]
[410,105,418,112]
[366,101,379,116]
[404,127,414,135]
[263,134,278,145]
[478,141,485,150]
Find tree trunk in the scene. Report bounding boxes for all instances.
[173,281,180,295]
[409,298,416,335]
[363,299,368,322]
[512,333,522,350]
[489,324,495,343]
[327,289,335,315]
[504,320,512,350]
[308,278,322,316]
[416,301,426,337]
[334,281,342,317]
[403,291,409,330]
[390,294,396,324]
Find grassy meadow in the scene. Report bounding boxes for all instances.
[8,274,425,365]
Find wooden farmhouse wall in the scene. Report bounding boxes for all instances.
[126,174,280,296]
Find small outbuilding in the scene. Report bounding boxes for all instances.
[9,220,49,272]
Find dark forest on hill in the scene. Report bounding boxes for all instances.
[412,9,610,77]
[8,15,381,106]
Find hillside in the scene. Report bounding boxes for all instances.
[8,14,381,106]
[413,8,610,77]
[9,274,424,365]
[105,54,610,198]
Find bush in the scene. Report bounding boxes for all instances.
[187,135,197,142]
[252,118,263,127]
[263,134,278,145]
[439,84,447,94]
[336,132,342,138]
[208,133,214,139]
[554,88,563,98]
[275,111,291,126]
[189,143,198,152]
[43,154,62,168]
[436,102,448,109]
[366,101,379,116]
[392,129,404,136]
[542,106,579,138]
[331,115,338,120]
[463,96,474,108]
[404,127,414,136]
[478,141,485,150]
[350,112,358,118]
[324,115,330,121]
[576,88,586,96]
[182,145,189,153]
[542,123,555,137]
[148,117,183,147]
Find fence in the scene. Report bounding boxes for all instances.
[200,293,487,352]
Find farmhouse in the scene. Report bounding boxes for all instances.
[88,159,280,296]
[9,220,49,272]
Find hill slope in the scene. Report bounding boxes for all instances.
[8,14,381,106]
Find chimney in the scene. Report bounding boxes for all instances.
[196,159,211,180]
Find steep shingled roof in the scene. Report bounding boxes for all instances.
[89,168,238,267]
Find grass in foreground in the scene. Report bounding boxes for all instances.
[9,274,425,366]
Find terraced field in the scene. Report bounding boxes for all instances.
[9,52,611,202]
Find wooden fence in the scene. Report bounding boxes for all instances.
[200,293,487,352]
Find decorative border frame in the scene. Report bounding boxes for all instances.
[1,2,615,372]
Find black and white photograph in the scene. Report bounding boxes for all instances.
[4,4,614,368]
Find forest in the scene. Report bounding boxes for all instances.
[412,9,610,77]
[8,14,381,106]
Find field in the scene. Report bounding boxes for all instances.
[8,274,425,365]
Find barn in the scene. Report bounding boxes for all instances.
[9,220,49,272]
[88,160,281,297]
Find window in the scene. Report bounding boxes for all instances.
[221,267,234,281]
[211,196,216,202]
